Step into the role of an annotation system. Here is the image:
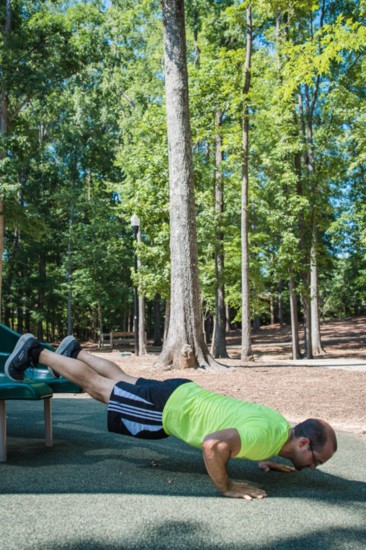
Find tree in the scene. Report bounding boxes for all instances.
[1,0,364,347]
[280,0,366,355]
[241,4,254,361]
[158,0,220,369]
[186,1,234,358]
[0,0,105,321]
[0,0,12,322]
[213,110,228,358]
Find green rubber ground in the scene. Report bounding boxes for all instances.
[1,398,365,549]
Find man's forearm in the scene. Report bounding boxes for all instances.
[202,431,267,500]
[202,440,232,493]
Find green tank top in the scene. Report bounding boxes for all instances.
[162,382,291,460]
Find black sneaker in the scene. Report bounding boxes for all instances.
[5,334,39,382]
[48,335,81,378]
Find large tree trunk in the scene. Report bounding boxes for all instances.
[278,281,284,326]
[158,0,220,370]
[298,3,326,357]
[225,303,231,333]
[306,112,325,357]
[163,298,170,343]
[302,282,313,359]
[310,233,326,355]
[289,278,301,359]
[296,93,312,360]
[213,111,228,358]
[241,6,253,361]
[307,7,326,356]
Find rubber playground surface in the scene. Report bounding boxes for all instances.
[1,397,365,550]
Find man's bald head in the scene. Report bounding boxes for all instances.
[294,418,337,454]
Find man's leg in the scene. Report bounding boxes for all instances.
[39,349,116,404]
[76,349,138,385]
[5,334,138,403]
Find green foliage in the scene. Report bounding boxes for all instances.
[1,0,365,336]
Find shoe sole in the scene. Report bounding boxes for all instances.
[56,335,77,356]
[5,333,35,381]
[48,335,77,379]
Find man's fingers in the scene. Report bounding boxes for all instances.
[258,461,295,473]
[223,481,267,500]
[275,464,295,473]
[243,492,265,500]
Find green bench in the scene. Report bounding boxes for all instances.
[0,365,53,462]
[0,323,82,462]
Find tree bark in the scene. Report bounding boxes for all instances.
[163,298,170,343]
[302,283,313,359]
[213,111,228,358]
[241,6,253,361]
[306,115,325,356]
[278,281,284,326]
[310,232,326,355]
[289,278,301,359]
[158,0,221,369]
[296,93,312,359]
[299,3,326,356]
[225,303,231,332]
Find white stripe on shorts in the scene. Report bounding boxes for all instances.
[122,419,163,436]
[113,385,153,405]
[109,401,163,421]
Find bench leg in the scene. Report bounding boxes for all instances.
[0,400,6,462]
[43,398,53,447]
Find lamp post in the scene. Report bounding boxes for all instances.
[130,214,140,356]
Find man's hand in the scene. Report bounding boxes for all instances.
[258,461,295,473]
[223,481,267,500]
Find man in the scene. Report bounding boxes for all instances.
[5,334,337,500]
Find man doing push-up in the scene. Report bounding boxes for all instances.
[5,334,337,500]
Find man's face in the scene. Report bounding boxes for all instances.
[291,437,335,471]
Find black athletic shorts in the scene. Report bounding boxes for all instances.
[107,377,191,439]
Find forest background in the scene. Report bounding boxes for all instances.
[0,0,365,365]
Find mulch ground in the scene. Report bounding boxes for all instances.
[83,317,366,435]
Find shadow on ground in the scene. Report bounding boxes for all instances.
[28,524,366,550]
[1,399,365,550]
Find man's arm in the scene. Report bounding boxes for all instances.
[202,429,267,500]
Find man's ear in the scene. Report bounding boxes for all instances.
[298,437,310,448]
